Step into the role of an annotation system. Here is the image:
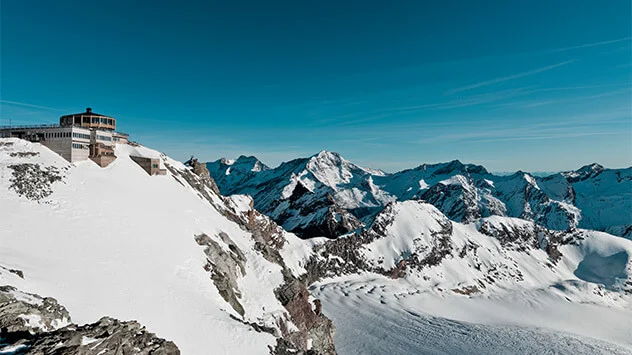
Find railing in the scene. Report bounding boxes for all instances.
[0,124,126,136]
[0,124,62,130]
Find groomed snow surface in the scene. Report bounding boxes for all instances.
[312,275,632,355]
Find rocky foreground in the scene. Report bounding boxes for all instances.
[0,284,179,354]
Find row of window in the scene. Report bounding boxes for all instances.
[46,131,71,139]
[72,132,90,140]
[96,135,112,141]
[63,116,115,126]
[72,143,88,149]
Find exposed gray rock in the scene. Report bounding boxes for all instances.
[274,274,336,355]
[2,316,179,355]
[420,178,481,223]
[195,232,246,317]
[169,158,337,354]
[9,152,39,158]
[0,287,179,354]
[476,218,581,263]
[0,285,71,333]
[8,163,63,201]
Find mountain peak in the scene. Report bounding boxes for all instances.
[430,159,489,176]
[577,163,605,174]
[561,163,606,182]
[314,150,343,160]
[233,155,269,172]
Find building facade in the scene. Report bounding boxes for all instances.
[130,155,167,175]
[0,108,128,167]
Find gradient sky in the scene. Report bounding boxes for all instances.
[1,0,631,172]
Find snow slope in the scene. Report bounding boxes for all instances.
[312,276,632,355]
[304,200,632,353]
[0,138,326,354]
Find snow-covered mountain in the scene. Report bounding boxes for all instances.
[207,152,631,239]
[304,200,632,353]
[207,151,390,239]
[3,139,632,354]
[0,139,334,354]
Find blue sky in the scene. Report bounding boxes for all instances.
[1,0,630,172]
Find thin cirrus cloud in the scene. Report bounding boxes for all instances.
[552,36,632,52]
[445,60,576,95]
[0,99,64,111]
[470,131,628,143]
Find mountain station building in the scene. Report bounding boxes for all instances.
[0,108,130,167]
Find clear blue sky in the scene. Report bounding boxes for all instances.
[1,0,630,172]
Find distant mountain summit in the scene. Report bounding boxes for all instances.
[207,152,632,239]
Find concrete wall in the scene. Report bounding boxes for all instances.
[113,132,129,145]
[41,128,73,161]
[130,156,166,175]
[90,155,116,167]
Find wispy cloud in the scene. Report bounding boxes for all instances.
[0,100,64,111]
[553,37,632,52]
[519,87,632,108]
[445,60,576,95]
[471,131,628,143]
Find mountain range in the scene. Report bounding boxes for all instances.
[207,151,632,240]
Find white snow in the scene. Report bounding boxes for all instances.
[81,336,100,346]
[418,179,429,190]
[0,344,28,354]
[312,276,632,355]
[0,138,294,354]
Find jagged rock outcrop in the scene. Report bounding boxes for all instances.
[476,217,580,262]
[274,274,336,355]
[183,156,221,195]
[170,158,337,354]
[195,232,247,317]
[0,286,179,354]
[0,285,71,333]
[2,316,180,355]
[420,176,482,223]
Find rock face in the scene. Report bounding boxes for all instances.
[300,200,619,298]
[0,285,71,333]
[169,158,337,354]
[7,163,64,201]
[207,151,385,239]
[195,232,247,317]
[3,316,180,355]
[0,286,179,354]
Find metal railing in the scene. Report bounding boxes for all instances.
[0,124,62,130]
[0,124,127,135]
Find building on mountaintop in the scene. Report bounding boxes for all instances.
[130,155,166,175]
[0,107,130,167]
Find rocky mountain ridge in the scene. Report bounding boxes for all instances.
[207,152,631,239]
